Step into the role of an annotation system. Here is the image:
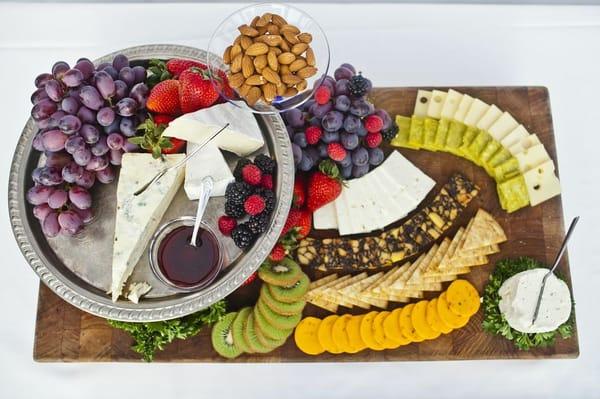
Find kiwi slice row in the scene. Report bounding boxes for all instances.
[211,258,310,359]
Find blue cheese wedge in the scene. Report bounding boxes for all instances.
[111,153,185,302]
[184,142,234,198]
[498,268,571,333]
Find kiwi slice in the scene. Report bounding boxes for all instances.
[232,307,253,354]
[254,304,294,340]
[258,258,302,287]
[256,298,301,330]
[268,273,310,303]
[243,312,271,354]
[211,312,243,359]
[260,284,306,316]
[254,316,288,349]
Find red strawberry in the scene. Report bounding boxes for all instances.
[305,126,322,145]
[241,271,257,286]
[315,86,331,105]
[269,243,286,262]
[178,67,220,113]
[147,80,181,116]
[216,70,235,100]
[295,209,312,238]
[327,143,347,161]
[306,160,343,212]
[218,215,237,236]
[166,59,207,77]
[153,114,174,125]
[364,114,384,133]
[261,174,273,190]
[365,132,383,148]
[281,209,301,236]
[161,137,186,154]
[242,164,262,186]
[292,178,306,209]
[244,194,266,216]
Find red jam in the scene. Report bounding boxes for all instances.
[157,226,220,287]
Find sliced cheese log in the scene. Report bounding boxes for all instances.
[488,112,519,141]
[414,90,432,117]
[501,124,529,149]
[426,90,447,119]
[476,105,503,131]
[463,99,490,127]
[514,143,551,173]
[440,89,463,120]
[523,160,561,206]
[313,201,338,230]
[453,94,475,123]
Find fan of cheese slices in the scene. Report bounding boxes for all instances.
[305,209,506,312]
[391,89,561,213]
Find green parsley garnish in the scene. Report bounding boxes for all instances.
[482,257,574,350]
[108,300,227,362]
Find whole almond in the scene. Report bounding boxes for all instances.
[233,36,241,46]
[262,66,282,85]
[267,23,280,35]
[246,42,269,56]
[282,31,299,45]
[242,55,254,78]
[231,53,243,73]
[305,47,316,66]
[296,66,317,79]
[267,49,279,71]
[282,74,302,85]
[256,12,272,27]
[228,72,245,88]
[296,79,308,91]
[250,16,260,27]
[246,86,261,105]
[238,24,259,37]
[284,87,298,97]
[253,54,268,70]
[297,33,313,44]
[271,14,287,27]
[289,58,307,72]
[291,43,308,56]
[257,25,268,35]
[280,24,300,34]
[280,65,290,75]
[277,52,296,65]
[239,83,251,97]
[256,34,282,47]
[271,47,282,55]
[262,83,277,102]
[240,35,253,50]
[279,40,290,52]
[245,75,266,86]
[223,45,232,64]
[230,44,242,59]
[276,83,286,96]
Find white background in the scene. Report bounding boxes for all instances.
[1,2,599,398]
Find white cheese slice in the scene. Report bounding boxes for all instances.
[334,190,354,236]
[453,94,474,123]
[126,282,152,304]
[111,153,185,302]
[184,141,234,198]
[368,169,409,223]
[463,99,490,127]
[476,104,503,131]
[515,144,552,173]
[344,178,382,233]
[488,112,519,141]
[501,124,529,149]
[382,151,435,203]
[498,268,571,333]
[413,90,432,118]
[440,89,463,120]
[376,168,418,217]
[426,90,447,119]
[163,101,264,156]
[313,201,338,230]
[523,160,561,206]
[508,134,542,155]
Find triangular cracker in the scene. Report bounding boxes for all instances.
[439,227,466,270]
[461,209,507,250]
[407,244,439,285]
[390,255,425,290]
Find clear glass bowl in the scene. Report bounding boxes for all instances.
[207,2,330,114]
[148,216,224,293]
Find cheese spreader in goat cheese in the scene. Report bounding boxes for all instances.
[184,141,234,198]
[498,268,572,333]
[111,153,185,302]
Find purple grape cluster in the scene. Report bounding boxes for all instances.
[28,55,149,237]
[282,63,392,180]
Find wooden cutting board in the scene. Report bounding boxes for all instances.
[33,87,579,362]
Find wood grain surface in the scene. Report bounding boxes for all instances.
[33,87,579,362]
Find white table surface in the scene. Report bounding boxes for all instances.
[1,2,599,398]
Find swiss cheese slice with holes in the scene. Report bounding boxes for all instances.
[426,90,447,119]
[414,90,432,117]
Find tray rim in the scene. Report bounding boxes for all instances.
[9,44,294,322]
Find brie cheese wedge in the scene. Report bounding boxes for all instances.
[111,153,185,302]
[184,141,234,198]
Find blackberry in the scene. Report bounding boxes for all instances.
[254,154,276,174]
[381,121,399,141]
[233,158,252,181]
[225,200,245,218]
[231,223,255,249]
[247,212,270,235]
[348,73,370,98]
[256,188,275,213]
[225,181,253,205]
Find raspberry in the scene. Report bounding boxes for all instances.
[365,132,383,148]
[305,126,322,145]
[218,215,237,236]
[364,114,383,133]
[327,142,347,161]
[241,271,257,286]
[241,164,262,186]
[261,174,273,190]
[244,194,266,216]
[269,243,286,262]
[315,86,331,105]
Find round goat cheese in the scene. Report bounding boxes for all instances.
[498,268,572,333]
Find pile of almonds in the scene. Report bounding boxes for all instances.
[223,13,317,106]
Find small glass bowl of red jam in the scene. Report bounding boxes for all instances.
[149,217,224,292]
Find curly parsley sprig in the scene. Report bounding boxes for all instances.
[482,257,574,350]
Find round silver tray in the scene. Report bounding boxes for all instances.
[8,44,294,322]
